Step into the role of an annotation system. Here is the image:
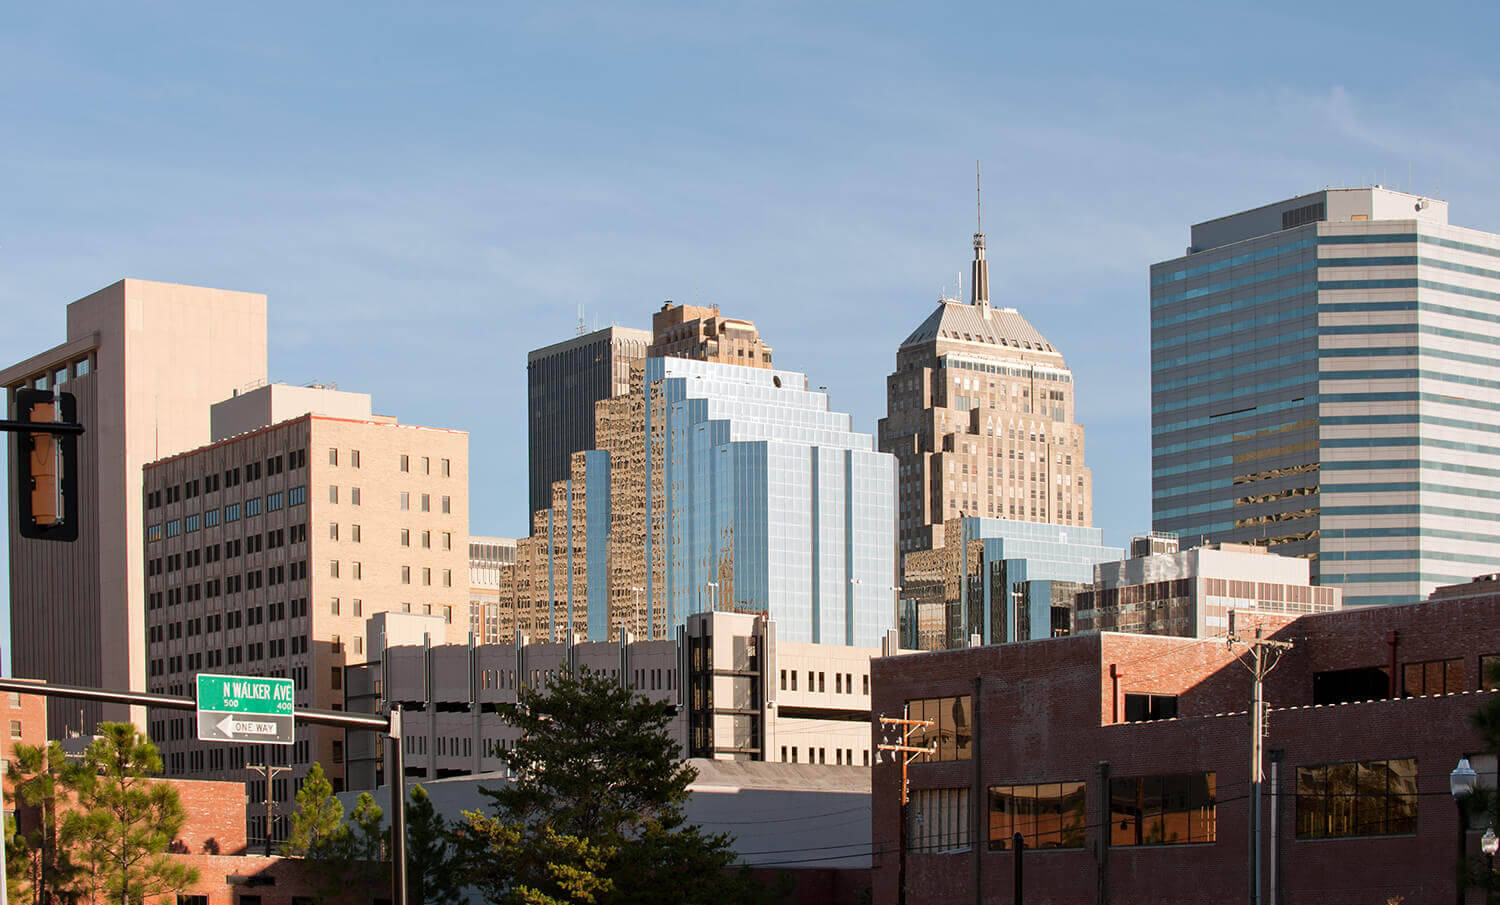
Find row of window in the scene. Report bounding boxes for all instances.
[147,488,307,542]
[397,454,453,476]
[778,669,869,695]
[147,452,308,511]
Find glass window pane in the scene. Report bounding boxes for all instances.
[1426,661,1444,695]
[989,786,1013,850]
[1328,763,1357,837]
[1161,774,1192,844]
[1355,761,1388,836]
[1388,758,1418,834]
[938,697,956,762]
[1403,663,1423,697]
[1110,778,1139,847]
[953,696,973,760]
[1060,781,1087,848]
[1446,659,1465,694]
[1141,775,1165,844]
[1035,783,1062,849]
[1295,765,1326,839]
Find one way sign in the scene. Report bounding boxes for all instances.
[195,674,295,745]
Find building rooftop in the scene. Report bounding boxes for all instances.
[899,299,1058,355]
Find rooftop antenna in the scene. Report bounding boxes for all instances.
[970,160,990,306]
[575,304,587,337]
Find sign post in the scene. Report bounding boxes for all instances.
[195,674,295,745]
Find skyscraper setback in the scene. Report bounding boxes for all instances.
[879,213,1093,554]
[1150,187,1500,606]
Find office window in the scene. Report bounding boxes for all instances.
[402,566,411,584]
[351,450,360,468]
[329,486,338,504]
[401,529,410,547]
[352,562,361,580]
[1296,759,1417,839]
[444,606,453,624]
[422,568,431,586]
[330,598,340,616]
[353,599,362,617]
[989,782,1086,850]
[351,524,360,542]
[1123,693,1179,722]
[421,456,430,475]
[400,492,410,511]
[400,454,409,472]
[351,487,360,506]
[442,531,452,551]
[421,494,430,513]
[441,458,451,477]
[330,523,339,541]
[328,448,338,466]
[780,669,787,691]
[422,530,431,549]
[329,561,339,579]
[9,720,21,739]
[908,788,970,853]
[442,569,452,587]
[1110,773,1218,846]
[907,696,973,762]
[1484,655,1500,691]
[1403,658,1464,697]
[441,495,451,514]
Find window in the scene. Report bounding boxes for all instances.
[1123,693,1179,722]
[421,456,430,475]
[402,566,411,584]
[330,561,339,579]
[907,696,973,762]
[1296,759,1417,839]
[422,530,431,549]
[421,494,430,512]
[400,492,410,511]
[422,568,431,586]
[908,788,970,852]
[351,524,360,542]
[441,458,451,477]
[330,523,339,541]
[351,487,360,505]
[441,495,450,514]
[246,497,261,516]
[990,782,1086,850]
[288,486,307,506]
[9,720,21,739]
[1110,772,1217,846]
[330,598,340,616]
[400,454,409,472]
[1403,658,1463,697]
[442,569,452,587]
[353,599,362,617]
[329,485,339,504]
[352,562,362,580]
[266,492,283,511]
[442,531,452,550]
[225,503,241,522]
[401,529,410,547]
[1484,655,1500,691]
[329,448,338,466]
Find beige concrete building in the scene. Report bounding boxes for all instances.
[2,279,267,734]
[141,383,468,846]
[879,225,1093,555]
[344,610,897,786]
[468,535,516,643]
[648,302,773,368]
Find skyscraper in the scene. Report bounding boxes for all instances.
[2,280,267,733]
[879,211,1093,555]
[526,326,650,516]
[1150,186,1500,606]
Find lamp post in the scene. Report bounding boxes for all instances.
[1484,827,1499,897]
[1453,757,1479,905]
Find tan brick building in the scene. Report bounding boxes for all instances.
[879,226,1093,555]
[648,302,773,367]
[142,384,468,846]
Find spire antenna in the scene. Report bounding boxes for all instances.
[976,160,982,234]
[970,161,989,307]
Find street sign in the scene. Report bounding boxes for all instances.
[195,674,294,745]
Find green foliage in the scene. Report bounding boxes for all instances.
[457,666,787,905]
[407,785,462,905]
[6,813,35,905]
[282,764,392,904]
[283,763,347,859]
[7,741,82,905]
[59,722,198,905]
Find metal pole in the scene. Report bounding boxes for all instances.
[389,705,408,905]
[898,750,908,905]
[1268,752,1280,905]
[1460,796,1469,905]
[1013,832,1024,905]
[1250,642,1263,905]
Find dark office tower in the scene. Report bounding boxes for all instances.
[526,326,650,517]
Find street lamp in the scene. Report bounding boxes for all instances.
[1454,757,1479,905]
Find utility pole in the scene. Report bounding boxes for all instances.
[248,762,290,856]
[878,712,935,905]
[1227,612,1293,905]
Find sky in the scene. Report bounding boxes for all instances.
[4,1,1500,671]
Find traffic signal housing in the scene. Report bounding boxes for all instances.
[14,388,79,542]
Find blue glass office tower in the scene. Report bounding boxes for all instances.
[1151,187,1500,606]
[644,357,897,646]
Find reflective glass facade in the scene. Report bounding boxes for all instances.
[645,358,897,646]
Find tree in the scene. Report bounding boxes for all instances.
[58,722,198,905]
[283,763,347,859]
[7,741,81,905]
[457,666,785,905]
[406,785,462,905]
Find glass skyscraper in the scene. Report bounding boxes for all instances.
[1151,187,1500,606]
[645,357,897,646]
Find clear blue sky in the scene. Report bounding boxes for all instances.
[4,2,1500,672]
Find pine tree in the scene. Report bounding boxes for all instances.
[58,722,198,905]
[457,666,785,905]
[7,741,81,905]
[406,785,462,905]
[282,763,347,859]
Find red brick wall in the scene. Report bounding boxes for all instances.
[170,777,250,855]
[871,595,1500,905]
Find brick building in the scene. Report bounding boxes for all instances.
[871,593,1500,904]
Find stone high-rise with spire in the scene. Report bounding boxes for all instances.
[878,176,1093,554]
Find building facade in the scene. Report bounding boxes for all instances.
[344,610,895,787]
[141,384,469,846]
[871,593,1500,905]
[526,325,651,517]
[2,279,268,733]
[1151,186,1500,607]
[880,227,1093,556]
[899,517,1122,651]
[1075,535,1341,637]
[497,354,898,648]
[648,302,774,368]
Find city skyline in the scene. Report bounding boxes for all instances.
[8,3,1500,670]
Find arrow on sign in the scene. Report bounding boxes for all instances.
[216,714,282,738]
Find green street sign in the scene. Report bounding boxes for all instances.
[195,673,295,745]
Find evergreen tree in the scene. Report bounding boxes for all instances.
[282,763,347,858]
[58,723,197,905]
[406,785,462,905]
[457,667,785,905]
[7,741,81,905]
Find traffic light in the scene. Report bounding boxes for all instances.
[14,388,79,542]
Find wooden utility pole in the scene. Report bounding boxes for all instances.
[248,762,291,856]
[1227,612,1293,905]
[878,712,935,905]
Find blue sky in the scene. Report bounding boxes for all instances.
[4,2,1500,670]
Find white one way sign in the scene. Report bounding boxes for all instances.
[195,674,295,745]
